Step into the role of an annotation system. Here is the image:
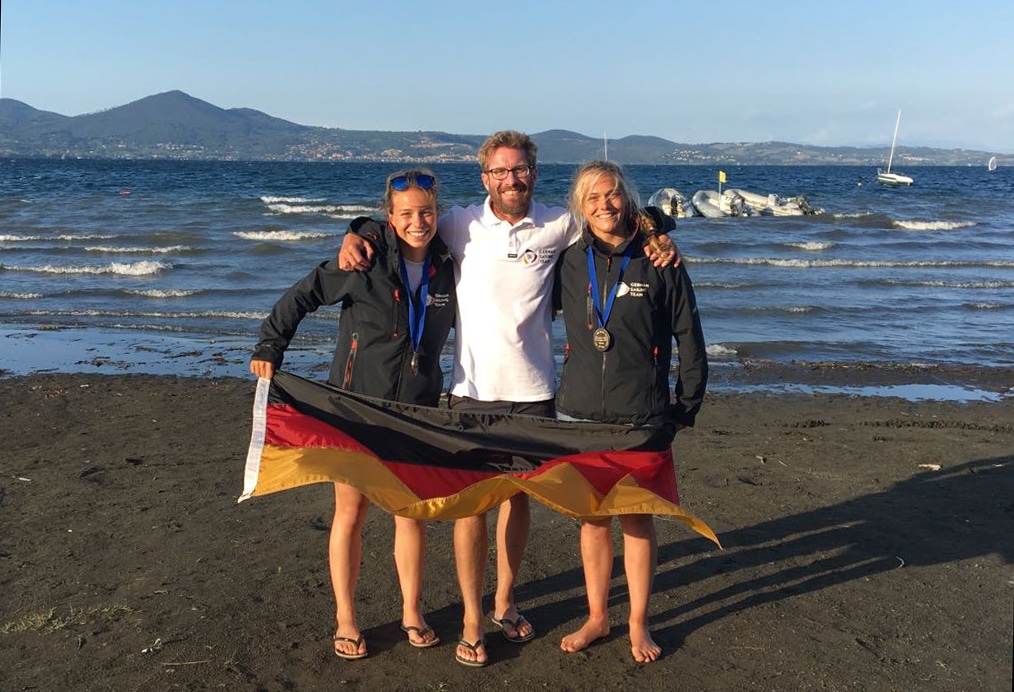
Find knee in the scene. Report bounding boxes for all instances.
[619,514,654,538]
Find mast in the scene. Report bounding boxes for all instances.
[887,110,902,173]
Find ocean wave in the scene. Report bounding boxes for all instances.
[964,303,1010,311]
[265,202,377,216]
[233,230,334,241]
[893,220,977,231]
[688,256,1014,269]
[0,233,117,242]
[868,279,1014,289]
[831,211,873,219]
[23,309,267,320]
[266,202,354,215]
[84,245,192,254]
[695,281,754,289]
[0,260,171,276]
[745,305,817,314]
[259,196,326,204]
[785,241,835,251]
[0,291,43,299]
[706,344,738,359]
[126,289,201,298]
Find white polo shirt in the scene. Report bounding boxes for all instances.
[439,198,579,402]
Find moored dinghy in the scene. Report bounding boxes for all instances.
[728,189,818,216]
[648,187,697,218]
[691,189,757,218]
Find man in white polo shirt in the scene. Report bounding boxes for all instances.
[339,130,675,667]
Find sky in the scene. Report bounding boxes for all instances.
[2,1,1013,152]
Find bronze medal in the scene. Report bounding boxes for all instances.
[592,327,611,352]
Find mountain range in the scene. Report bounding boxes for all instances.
[0,90,1001,166]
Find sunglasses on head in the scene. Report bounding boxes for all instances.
[390,172,436,191]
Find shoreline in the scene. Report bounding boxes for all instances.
[2,372,1010,691]
[3,324,1014,402]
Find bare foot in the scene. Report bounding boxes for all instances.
[629,624,660,663]
[560,616,610,653]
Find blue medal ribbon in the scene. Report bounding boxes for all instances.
[587,240,634,330]
[399,254,431,360]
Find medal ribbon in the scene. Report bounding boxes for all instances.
[399,254,431,357]
[587,241,634,330]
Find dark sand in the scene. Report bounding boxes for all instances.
[1,371,1012,692]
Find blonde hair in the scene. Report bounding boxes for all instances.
[477,130,538,171]
[568,160,642,231]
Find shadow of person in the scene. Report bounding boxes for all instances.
[649,455,1013,648]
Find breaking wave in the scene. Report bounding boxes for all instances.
[233,230,334,241]
[0,261,171,276]
[893,220,976,231]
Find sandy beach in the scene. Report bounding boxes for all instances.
[1,371,1012,692]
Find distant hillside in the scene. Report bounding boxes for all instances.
[0,91,1004,166]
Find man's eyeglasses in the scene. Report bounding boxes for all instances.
[484,165,534,181]
[390,172,436,191]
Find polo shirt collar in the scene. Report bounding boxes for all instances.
[482,196,536,229]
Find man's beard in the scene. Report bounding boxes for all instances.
[491,183,532,218]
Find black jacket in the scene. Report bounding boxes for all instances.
[553,228,707,426]
[252,218,456,406]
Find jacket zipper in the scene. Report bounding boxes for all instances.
[342,331,359,389]
[392,288,401,339]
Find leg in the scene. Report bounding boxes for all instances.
[393,515,437,647]
[453,513,489,666]
[560,518,613,653]
[491,493,534,641]
[619,514,660,663]
[330,483,370,658]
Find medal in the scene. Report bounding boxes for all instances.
[410,352,419,375]
[592,327,612,352]
[587,241,634,354]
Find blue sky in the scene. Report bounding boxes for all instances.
[3,0,1013,152]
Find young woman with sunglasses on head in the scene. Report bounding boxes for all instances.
[250,169,456,660]
[553,161,708,664]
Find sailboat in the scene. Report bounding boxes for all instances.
[988,156,997,172]
[876,110,914,186]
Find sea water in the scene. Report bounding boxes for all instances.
[1,159,1012,390]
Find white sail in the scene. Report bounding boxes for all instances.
[988,156,997,172]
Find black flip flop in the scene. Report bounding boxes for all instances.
[454,636,488,667]
[490,613,536,643]
[401,624,440,649]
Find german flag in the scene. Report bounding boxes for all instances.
[240,371,718,546]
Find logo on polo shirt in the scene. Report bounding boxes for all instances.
[521,248,557,265]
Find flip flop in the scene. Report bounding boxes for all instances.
[401,624,440,649]
[454,636,488,667]
[490,613,535,643]
[333,634,368,660]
